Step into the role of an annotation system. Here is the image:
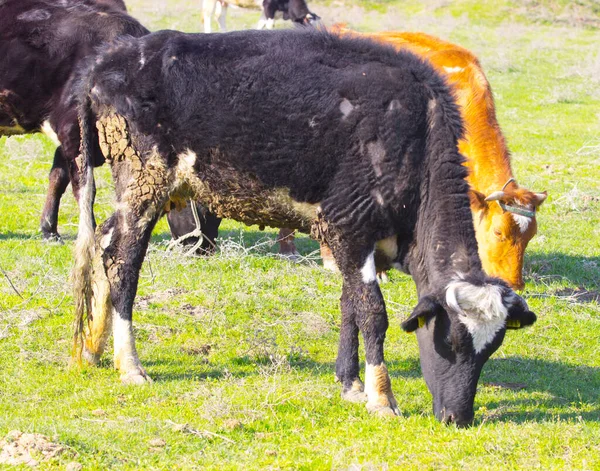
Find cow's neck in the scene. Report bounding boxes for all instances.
[405,158,484,297]
[459,91,514,195]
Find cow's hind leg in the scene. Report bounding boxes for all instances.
[104,201,164,384]
[331,240,399,416]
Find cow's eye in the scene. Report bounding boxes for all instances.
[493,228,503,239]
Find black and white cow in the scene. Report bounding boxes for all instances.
[0,0,147,240]
[257,0,320,30]
[73,29,536,426]
[202,0,318,33]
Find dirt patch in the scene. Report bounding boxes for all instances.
[296,311,331,337]
[0,431,68,467]
[521,0,600,28]
[182,343,212,357]
[554,287,600,304]
[135,288,187,309]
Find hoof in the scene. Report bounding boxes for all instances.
[366,402,401,417]
[377,272,389,284]
[322,257,339,272]
[42,232,63,244]
[120,369,153,385]
[82,348,101,366]
[342,389,368,403]
[279,250,300,262]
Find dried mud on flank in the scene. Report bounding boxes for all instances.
[0,431,71,466]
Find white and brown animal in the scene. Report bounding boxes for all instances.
[73,29,536,426]
[202,0,319,33]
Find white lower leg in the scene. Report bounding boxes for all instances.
[364,362,400,416]
[113,313,151,384]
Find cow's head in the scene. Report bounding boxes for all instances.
[401,275,536,427]
[470,180,547,290]
[293,12,320,26]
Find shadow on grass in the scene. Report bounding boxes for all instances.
[480,356,600,423]
[0,231,42,241]
[524,252,600,293]
[145,352,600,424]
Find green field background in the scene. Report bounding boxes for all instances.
[0,0,599,469]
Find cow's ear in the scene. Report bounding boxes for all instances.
[469,190,487,211]
[401,295,444,333]
[533,191,548,208]
[505,296,537,330]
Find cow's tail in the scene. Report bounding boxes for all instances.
[72,94,97,362]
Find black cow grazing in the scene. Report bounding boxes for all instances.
[0,0,147,241]
[257,0,320,29]
[166,202,221,255]
[73,29,536,426]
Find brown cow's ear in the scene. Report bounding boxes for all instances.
[469,190,488,210]
[401,295,444,333]
[533,191,548,207]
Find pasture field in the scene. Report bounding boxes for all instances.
[0,0,599,469]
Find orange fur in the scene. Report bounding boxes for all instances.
[336,28,546,289]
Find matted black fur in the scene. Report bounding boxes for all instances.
[0,0,147,240]
[74,28,535,425]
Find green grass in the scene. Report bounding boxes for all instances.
[1,1,599,469]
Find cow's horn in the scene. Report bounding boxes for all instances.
[485,191,506,202]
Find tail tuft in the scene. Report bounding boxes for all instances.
[72,97,98,362]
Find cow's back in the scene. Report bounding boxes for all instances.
[0,0,148,132]
[87,29,457,235]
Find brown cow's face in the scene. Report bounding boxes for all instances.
[470,187,547,290]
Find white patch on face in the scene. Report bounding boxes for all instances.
[139,50,145,68]
[361,251,377,284]
[340,98,354,118]
[511,213,531,233]
[40,120,60,145]
[443,66,464,74]
[446,280,508,353]
[376,236,398,260]
[509,199,532,233]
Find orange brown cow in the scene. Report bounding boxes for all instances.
[315,29,546,290]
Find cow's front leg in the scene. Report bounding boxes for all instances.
[40,146,70,242]
[334,245,400,416]
[336,283,366,403]
[106,204,162,384]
